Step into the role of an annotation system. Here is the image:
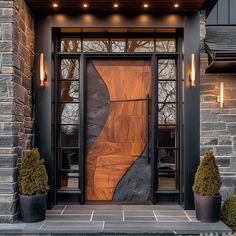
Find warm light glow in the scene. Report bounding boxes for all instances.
[114,3,119,8]
[52,2,59,8]
[83,3,88,8]
[219,82,224,108]
[143,3,149,8]
[40,53,46,87]
[174,3,180,8]
[190,53,196,87]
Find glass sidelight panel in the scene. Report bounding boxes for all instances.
[158,104,176,125]
[61,104,80,125]
[157,57,178,191]
[158,127,176,148]
[158,148,176,189]
[60,149,79,170]
[59,149,80,190]
[158,81,176,103]
[57,57,81,193]
[61,59,80,80]
[60,125,80,147]
[60,171,79,190]
[158,59,176,80]
[60,81,80,103]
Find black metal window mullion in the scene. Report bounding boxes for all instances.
[56,52,81,195]
[156,55,179,192]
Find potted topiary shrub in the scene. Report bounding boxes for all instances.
[18,148,49,222]
[192,150,222,222]
[220,196,236,230]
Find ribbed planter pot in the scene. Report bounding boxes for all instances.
[194,193,221,223]
[19,193,47,223]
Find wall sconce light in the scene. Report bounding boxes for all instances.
[40,53,47,87]
[189,53,196,87]
[217,82,224,108]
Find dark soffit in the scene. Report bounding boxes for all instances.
[25,0,207,15]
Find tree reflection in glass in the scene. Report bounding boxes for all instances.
[156,39,176,52]
[83,38,109,52]
[61,38,81,52]
[127,38,154,52]
[158,59,176,125]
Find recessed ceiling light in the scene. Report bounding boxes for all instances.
[83,3,88,8]
[52,2,59,8]
[174,3,180,8]
[143,3,149,8]
[114,3,119,8]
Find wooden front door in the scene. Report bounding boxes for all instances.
[86,59,152,201]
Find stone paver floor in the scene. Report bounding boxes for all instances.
[0,205,232,235]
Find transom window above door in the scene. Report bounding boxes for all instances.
[60,37,176,53]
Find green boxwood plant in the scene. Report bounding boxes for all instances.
[192,150,221,196]
[18,148,48,196]
[220,196,236,228]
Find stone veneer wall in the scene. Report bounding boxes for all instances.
[200,13,236,201]
[0,0,34,222]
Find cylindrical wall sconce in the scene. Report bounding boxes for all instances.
[217,82,224,108]
[189,53,196,87]
[40,53,47,87]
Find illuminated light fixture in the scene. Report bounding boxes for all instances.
[143,3,149,8]
[217,82,224,108]
[189,53,196,87]
[39,53,47,87]
[113,3,119,8]
[52,2,59,8]
[174,3,180,8]
[83,3,88,8]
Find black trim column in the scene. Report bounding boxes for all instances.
[183,12,200,210]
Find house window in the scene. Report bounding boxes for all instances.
[59,37,177,53]
[58,58,81,192]
[157,59,178,190]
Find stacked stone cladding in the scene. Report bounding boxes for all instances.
[0,0,34,222]
[200,11,236,201]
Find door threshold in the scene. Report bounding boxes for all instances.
[85,200,153,205]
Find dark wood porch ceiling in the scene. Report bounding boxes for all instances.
[25,0,214,15]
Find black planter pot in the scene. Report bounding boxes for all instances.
[194,193,221,223]
[19,193,47,223]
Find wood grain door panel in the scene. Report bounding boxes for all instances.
[86,59,151,200]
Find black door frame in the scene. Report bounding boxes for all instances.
[52,26,183,204]
[54,49,182,205]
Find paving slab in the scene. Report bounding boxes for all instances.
[0,205,232,235]
[93,214,123,221]
[41,221,104,234]
[46,214,91,221]
[63,209,93,215]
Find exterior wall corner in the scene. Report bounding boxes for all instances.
[0,0,35,222]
